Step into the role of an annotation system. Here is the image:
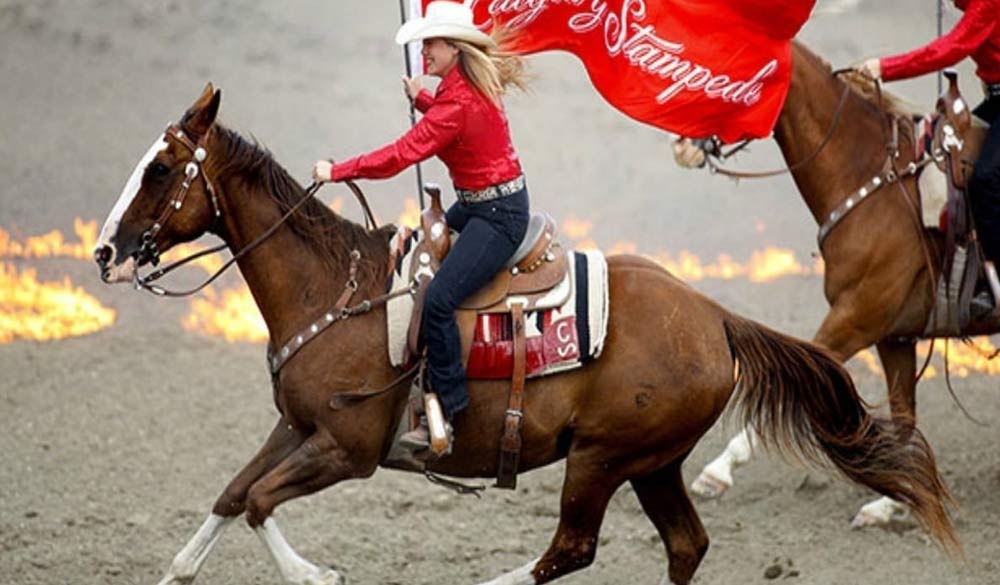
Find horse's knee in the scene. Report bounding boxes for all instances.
[212,485,248,517]
[244,483,273,528]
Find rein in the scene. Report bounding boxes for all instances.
[134,179,378,297]
[705,72,853,180]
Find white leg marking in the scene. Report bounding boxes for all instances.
[476,558,539,585]
[256,518,343,585]
[690,426,758,498]
[156,514,234,585]
[97,134,168,252]
[851,496,908,529]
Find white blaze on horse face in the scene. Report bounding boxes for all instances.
[96,134,169,257]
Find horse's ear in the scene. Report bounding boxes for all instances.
[183,83,221,138]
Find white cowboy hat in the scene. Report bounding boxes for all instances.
[395,1,497,49]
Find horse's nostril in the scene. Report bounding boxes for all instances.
[94,245,112,266]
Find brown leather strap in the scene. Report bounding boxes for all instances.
[706,83,852,180]
[496,302,526,489]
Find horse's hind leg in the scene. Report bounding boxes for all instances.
[478,451,623,585]
[156,418,306,585]
[689,426,758,498]
[631,460,708,585]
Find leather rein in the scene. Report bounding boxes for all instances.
[132,125,378,298]
[703,70,934,251]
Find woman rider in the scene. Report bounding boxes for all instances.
[858,0,1000,305]
[312,1,529,450]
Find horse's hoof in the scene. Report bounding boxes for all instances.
[850,498,906,529]
[305,569,343,585]
[690,471,730,499]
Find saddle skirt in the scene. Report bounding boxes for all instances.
[385,228,610,378]
[916,113,989,230]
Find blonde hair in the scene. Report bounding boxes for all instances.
[449,28,528,104]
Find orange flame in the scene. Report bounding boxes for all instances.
[397,198,421,229]
[0,218,98,260]
[0,262,116,343]
[852,340,1000,379]
[181,285,267,343]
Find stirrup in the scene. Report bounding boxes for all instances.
[985,261,1000,311]
[399,415,453,455]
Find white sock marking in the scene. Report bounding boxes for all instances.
[477,558,539,585]
[156,513,234,585]
[256,517,342,584]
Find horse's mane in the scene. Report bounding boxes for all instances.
[839,71,922,120]
[212,125,394,285]
[794,41,921,120]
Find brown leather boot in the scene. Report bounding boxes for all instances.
[399,416,432,451]
[398,416,453,453]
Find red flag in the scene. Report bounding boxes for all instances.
[418,0,816,143]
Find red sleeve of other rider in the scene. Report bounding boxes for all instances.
[880,0,999,81]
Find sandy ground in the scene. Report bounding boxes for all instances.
[1,1,999,584]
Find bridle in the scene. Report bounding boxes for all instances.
[136,123,222,269]
[131,123,378,298]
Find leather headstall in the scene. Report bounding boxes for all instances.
[138,124,221,266]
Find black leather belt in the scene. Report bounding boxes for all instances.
[455,175,525,203]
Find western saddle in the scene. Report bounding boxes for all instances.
[923,70,998,334]
[404,184,568,488]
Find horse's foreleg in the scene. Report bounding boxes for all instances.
[875,338,918,436]
[155,515,235,585]
[689,427,758,499]
[851,339,918,529]
[214,418,309,516]
[156,418,307,585]
[245,427,368,585]
[632,460,708,585]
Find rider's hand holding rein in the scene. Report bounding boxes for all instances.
[856,58,882,81]
[312,160,334,184]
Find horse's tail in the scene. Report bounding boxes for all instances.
[722,315,960,556]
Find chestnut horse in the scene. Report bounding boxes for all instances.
[94,85,957,585]
[686,41,1000,526]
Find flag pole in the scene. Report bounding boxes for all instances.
[399,0,426,210]
[937,0,944,94]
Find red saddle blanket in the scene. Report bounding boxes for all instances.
[385,229,609,380]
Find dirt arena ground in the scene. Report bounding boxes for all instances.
[2,1,998,584]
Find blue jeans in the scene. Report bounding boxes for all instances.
[971,97,1000,263]
[421,187,530,419]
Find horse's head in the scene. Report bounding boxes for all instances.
[94,83,223,284]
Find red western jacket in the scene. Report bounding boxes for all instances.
[331,66,523,191]
[881,0,1000,84]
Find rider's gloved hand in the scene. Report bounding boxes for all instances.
[856,58,882,81]
[672,137,708,169]
[403,76,423,101]
[312,160,334,183]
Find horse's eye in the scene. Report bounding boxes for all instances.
[150,162,170,177]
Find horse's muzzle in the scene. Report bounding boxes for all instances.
[94,244,136,284]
